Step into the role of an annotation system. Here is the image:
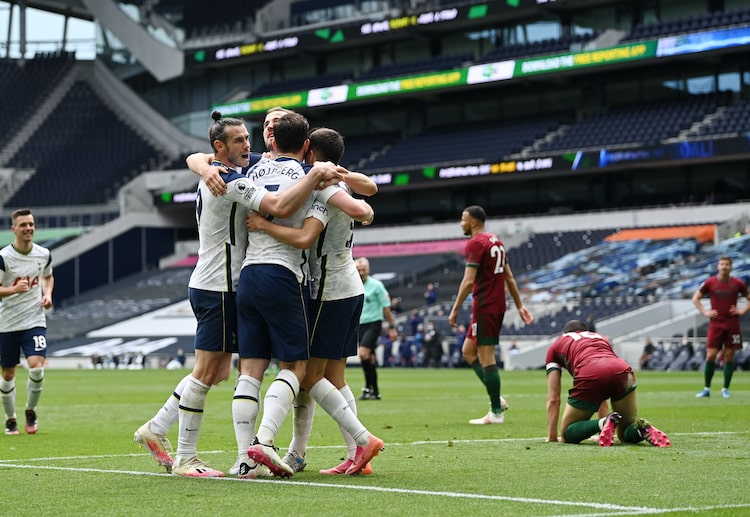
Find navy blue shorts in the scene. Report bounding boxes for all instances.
[237,264,310,362]
[188,288,238,353]
[0,327,48,368]
[308,294,363,360]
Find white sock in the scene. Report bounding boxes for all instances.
[256,369,298,445]
[26,368,44,410]
[233,375,262,456]
[288,389,314,457]
[339,385,358,459]
[176,376,210,461]
[0,378,16,419]
[310,379,368,445]
[150,375,190,435]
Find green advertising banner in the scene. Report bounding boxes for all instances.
[212,27,748,116]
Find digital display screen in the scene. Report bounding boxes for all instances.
[188,1,555,65]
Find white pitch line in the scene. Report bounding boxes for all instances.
[2,432,747,516]
[0,462,655,513]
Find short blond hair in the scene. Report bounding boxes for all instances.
[265,106,295,116]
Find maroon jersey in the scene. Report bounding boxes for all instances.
[545,330,619,378]
[700,275,749,324]
[465,232,507,314]
[545,330,634,404]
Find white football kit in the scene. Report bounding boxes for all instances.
[308,183,364,302]
[0,243,53,332]
[188,164,270,293]
[242,157,339,283]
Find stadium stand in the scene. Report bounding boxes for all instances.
[360,226,722,338]
[684,98,750,138]
[535,93,731,154]
[6,81,163,207]
[511,229,615,272]
[357,52,474,82]
[290,0,391,27]
[622,6,750,42]
[340,132,400,170]
[250,71,354,98]
[479,33,597,63]
[362,115,564,171]
[136,0,265,39]
[0,52,74,150]
[46,267,193,342]
[7,1,750,366]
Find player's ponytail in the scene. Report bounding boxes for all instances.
[208,111,245,151]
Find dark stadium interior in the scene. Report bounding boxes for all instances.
[7,79,164,207]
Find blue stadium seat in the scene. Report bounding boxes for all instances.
[6,81,164,207]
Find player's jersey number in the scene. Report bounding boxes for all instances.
[490,245,505,274]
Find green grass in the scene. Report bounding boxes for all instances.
[1,368,748,516]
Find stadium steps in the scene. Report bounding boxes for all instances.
[46,267,193,341]
[0,61,78,166]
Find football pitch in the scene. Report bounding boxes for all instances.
[1,367,748,516]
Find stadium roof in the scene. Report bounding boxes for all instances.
[3,0,93,21]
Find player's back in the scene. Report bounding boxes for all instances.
[189,177,249,292]
[309,190,362,301]
[468,232,507,311]
[548,331,618,374]
[243,157,315,283]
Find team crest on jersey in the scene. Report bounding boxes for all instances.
[233,181,257,199]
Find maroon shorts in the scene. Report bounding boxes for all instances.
[468,311,505,346]
[706,320,742,350]
[568,357,636,405]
